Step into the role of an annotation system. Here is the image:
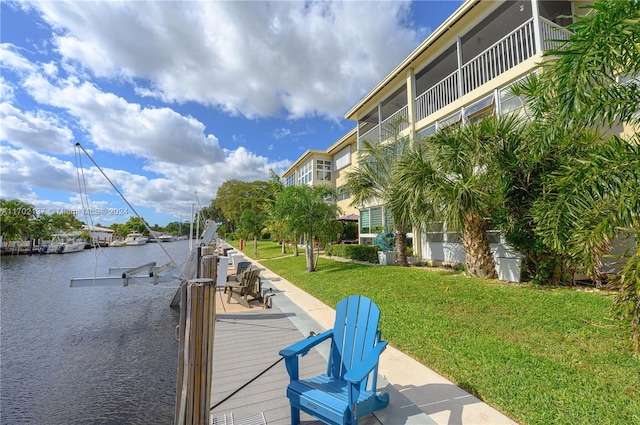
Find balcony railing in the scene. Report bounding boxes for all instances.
[415,71,459,123]
[540,16,572,51]
[358,124,379,145]
[462,19,536,94]
[380,106,408,141]
[358,106,408,145]
[414,17,571,123]
[367,15,573,139]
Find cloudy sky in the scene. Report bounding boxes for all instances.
[1,0,462,227]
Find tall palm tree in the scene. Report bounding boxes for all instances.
[344,134,412,266]
[512,0,640,352]
[272,184,341,272]
[396,115,524,279]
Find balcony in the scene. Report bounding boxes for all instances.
[358,105,408,145]
[357,15,571,146]
[416,16,570,123]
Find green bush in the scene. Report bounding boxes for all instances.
[326,244,380,264]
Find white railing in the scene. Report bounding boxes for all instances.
[380,105,408,141]
[358,106,408,145]
[402,17,572,128]
[462,18,536,94]
[358,124,380,144]
[415,70,459,122]
[539,16,572,51]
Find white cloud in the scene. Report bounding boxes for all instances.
[0,43,37,74]
[22,74,227,166]
[28,0,422,120]
[0,46,286,219]
[0,102,74,154]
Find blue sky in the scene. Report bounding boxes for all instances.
[1,0,462,227]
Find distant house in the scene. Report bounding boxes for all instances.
[82,225,114,246]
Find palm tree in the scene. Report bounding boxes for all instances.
[397,115,524,279]
[511,0,640,352]
[237,209,268,258]
[536,0,640,128]
[272,185,341,272]
[344,133,412,266]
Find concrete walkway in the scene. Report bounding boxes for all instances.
[238,254,519,425]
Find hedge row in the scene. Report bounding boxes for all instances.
[325,244,380,264]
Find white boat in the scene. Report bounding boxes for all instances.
[41,234,86,254]
[109,239,126,247]
[157,234,176,243]
[124,231,149,246]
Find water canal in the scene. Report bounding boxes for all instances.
[1,240,192,424]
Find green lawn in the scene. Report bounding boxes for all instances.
[232,241,640,425]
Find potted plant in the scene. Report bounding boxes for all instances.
[375,232,396,265]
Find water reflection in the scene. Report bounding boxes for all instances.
[1,241,192,424]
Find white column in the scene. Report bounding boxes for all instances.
[531,0,543,54]
[406,68,417,147]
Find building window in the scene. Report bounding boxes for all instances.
[437,111,461,130]
[464,95,495,123]
[298,161,312,185]
[316,159,331,181]
[336,186,350,202]
[370,207,383,233]
[285,174,295,187]
[360,206,385,234]
[334,146,351,170]
[418,124,436,138]
[360,209,370,234]
[497,76,531,116]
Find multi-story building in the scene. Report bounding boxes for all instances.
[283,0,631,280]
[281,128,359,218]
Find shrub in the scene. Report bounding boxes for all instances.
[326,244,380,264]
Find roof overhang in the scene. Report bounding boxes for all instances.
[344,0,481,121]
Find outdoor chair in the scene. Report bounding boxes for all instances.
[226,261,251,284]
[279,295,389,425]
[225,268,261,308]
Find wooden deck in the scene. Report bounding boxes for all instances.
[208,249,515,425]
[209,274,438,425]
[210,308,326,425]
[210,260,325,424]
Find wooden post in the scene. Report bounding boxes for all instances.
[174,278,216,425]
[199,255,218,281]
[201,245,216,256]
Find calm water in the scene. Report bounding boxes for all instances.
[1,240,193,424]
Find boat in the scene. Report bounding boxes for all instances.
[109,239,126,247]
[41,234,86,254]
[124,231,149,246]
[157,234,176,243]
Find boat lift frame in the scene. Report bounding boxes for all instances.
[70,220,219,288]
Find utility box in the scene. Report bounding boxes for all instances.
[496,256,523,283]
[378,251,396,266]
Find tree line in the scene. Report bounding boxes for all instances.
[0,198,189,242]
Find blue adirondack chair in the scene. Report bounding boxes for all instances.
[279,295,389,425]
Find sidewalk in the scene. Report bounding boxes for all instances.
[242,256,519,425]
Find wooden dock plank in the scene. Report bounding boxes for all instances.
[210,308,325,425]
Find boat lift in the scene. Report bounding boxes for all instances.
[70,220,219,288]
